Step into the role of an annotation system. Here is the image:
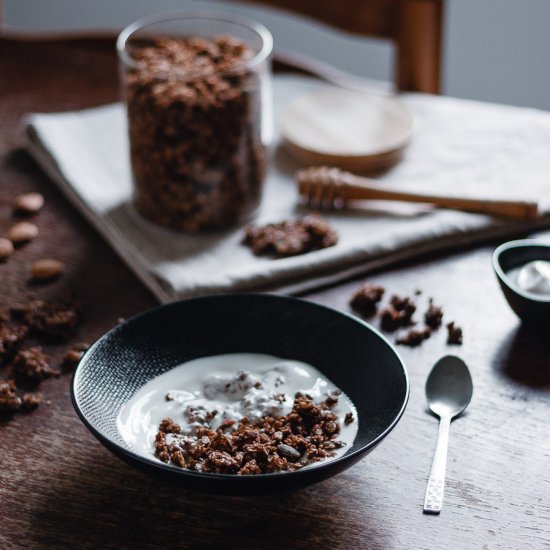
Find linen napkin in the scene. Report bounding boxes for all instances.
[25,75,550,302]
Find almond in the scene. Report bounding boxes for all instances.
[14,192,44,215]
[8,222,39,244]
[0,237,14,261]
[30,259,64,282]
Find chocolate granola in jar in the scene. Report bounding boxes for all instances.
[117,13,273,232]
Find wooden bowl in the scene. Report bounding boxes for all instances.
[281,88,414,174]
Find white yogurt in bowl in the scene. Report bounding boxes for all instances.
[507,260,550,297]
[117,353,358,470]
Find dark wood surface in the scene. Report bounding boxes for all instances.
[1,37,550,550]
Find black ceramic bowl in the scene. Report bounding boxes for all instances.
[72,293,408,494]
[493,239,550,326]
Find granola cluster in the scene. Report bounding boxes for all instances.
[350,284,463,348]
[446,322,463,345]
[124,36,267,232]
[380,295,417,331]
[243,213,338,257]
[349,283,385,317]
[11,347,58,385]
[10,299,81,341]
[0,298,86,415]
[0,380,42,413]
[155,392,352,475]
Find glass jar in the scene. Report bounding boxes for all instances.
[117,12,273,232]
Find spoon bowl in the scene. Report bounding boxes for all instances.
[423,355,473,514]
[426,355,473,419]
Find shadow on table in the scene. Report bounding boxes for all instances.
[27,447,390,550]
[493,324,550,389]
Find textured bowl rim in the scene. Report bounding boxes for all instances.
[71,293,409,483]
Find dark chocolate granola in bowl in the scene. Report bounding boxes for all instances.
[155,393,350,475]
[118,14,273,233]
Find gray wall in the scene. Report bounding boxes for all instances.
[444,0,550,110]
[4,0,550,110]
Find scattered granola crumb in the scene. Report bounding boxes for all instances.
[243,213,338,257]
[61,342,89,371]
[350,283,385,317]
[61,349,83,372]
[0,380,22,413]
[447,322,463,345]
[0,323,27,364]
[19,299,81,341]
[396,327,432,347]
[344,412,354,425]
[348,285,463,349]
[424,299,443,329]
[390,295,416,320]
[12,347,59,385]
[21,392,43,411]
[380,305,403,331]
[379,296,415,332]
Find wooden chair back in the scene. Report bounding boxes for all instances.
[249,0,444,93]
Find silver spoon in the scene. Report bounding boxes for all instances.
[423,355,473,514]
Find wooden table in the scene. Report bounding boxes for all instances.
[1,37,549,550]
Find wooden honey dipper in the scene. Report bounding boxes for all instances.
[296,166,539,220]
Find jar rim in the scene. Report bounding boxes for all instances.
[116,10,273,78]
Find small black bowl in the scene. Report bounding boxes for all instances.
[493,239,550,326]
[72,293,408,494]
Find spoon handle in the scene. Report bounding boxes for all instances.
[423,416,451,514]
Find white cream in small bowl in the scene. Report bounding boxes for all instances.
[493,240,550,325]
[507,260,550,297]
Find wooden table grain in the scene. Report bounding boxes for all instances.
[1,37,549,550]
